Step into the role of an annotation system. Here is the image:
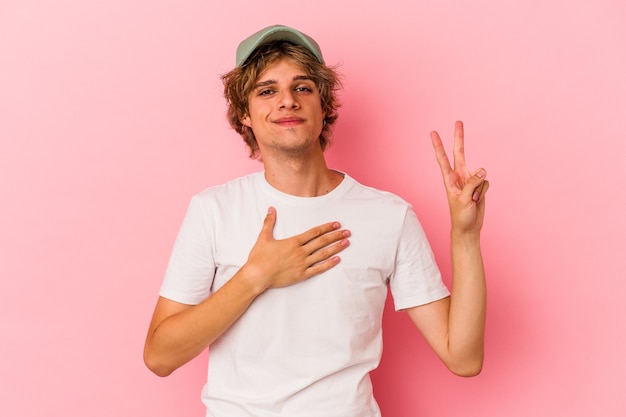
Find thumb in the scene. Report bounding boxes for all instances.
[259,206,277,240]
[462,169,487,203]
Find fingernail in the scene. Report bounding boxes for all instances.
[472,191,480,201]
[476,169,486,179]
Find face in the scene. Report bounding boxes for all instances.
[241,58,325,158]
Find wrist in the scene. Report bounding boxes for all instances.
[235,264,269,298]
[450,225,480,240]
[451,228,481,244]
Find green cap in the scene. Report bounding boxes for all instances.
[235,24,325,67]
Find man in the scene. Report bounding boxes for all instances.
[144,24,489,417]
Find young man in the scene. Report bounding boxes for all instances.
[144,24,489,417]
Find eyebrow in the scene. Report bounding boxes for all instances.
[253,75,312,89]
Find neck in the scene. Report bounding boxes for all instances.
[262,152,343,197]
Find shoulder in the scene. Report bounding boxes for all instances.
[342,173,412,209]
[178,172,265,224]
[336,173,417,233]
[195,171,263,196]
[192,172,263,202]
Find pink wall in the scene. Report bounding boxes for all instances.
[1,0,625,416]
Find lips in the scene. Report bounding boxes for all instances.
[273,116,305,127]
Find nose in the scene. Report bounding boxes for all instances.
[278,89,299,109]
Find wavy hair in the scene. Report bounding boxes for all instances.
[222,41,342,158]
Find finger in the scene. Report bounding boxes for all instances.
[472,183,484,202]
[304,255,342,278]
[453,120,468,175]
[476,179,490,203]
[297,221,342,246]
[430,130,453,181]
[469,168,487,202]
[475,180,489,221]
[259,206,277,240]
[303,228,351,254]
[308,236,350,263]
[304,241,348,277]
[460,169,487,203]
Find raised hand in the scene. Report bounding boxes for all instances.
[244,207,351,291]
[430,121,489,235]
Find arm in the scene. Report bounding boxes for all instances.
[407,121,489,377]
[144,206,351,377]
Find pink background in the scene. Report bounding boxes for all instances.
[1,0,625,416]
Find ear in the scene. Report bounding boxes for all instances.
[241,115,251,127]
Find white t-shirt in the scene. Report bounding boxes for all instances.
[160,172,449,417]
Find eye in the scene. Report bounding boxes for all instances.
[258,89,275,96]
[295,86,313,93]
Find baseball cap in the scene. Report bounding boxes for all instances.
[235,24,325,67]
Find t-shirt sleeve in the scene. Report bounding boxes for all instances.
[389,207,450,311]
[159,195,216,305]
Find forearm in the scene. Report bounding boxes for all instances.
[447,230,486,375]
[144,267,265,376]
[144,211,350,377]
